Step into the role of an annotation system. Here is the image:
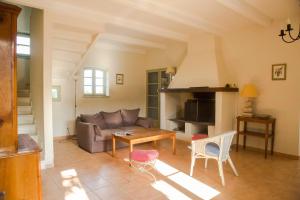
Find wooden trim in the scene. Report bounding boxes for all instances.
[232,144,299,160]
[0,2,21,14]
[160,87,239,93]
[53,135,71,141]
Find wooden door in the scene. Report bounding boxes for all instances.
[0,3,20,151]
[146,69,170,127]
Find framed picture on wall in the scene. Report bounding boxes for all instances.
[116,74,124,85]
[52,85,61,102]
[272,63,286,80]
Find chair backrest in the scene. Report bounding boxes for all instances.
[218,131,236,161]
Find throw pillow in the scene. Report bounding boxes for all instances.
[101,110,123,128]
[80,113,107,129]
[121,108,140,126]
[136,117,152,128]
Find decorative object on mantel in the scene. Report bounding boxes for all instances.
[225,83,238,88]
[166,66,176,80]
[278,1,300,43]
[272,63,287,80]
[116,73,124,85]
[240,84,258,117]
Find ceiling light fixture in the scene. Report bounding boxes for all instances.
[279,1,300,43]
[279,22,300,43]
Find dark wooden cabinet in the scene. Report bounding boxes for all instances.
[0,2,42,200]
[0,2,19,152]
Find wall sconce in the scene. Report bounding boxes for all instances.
[166,66,176,80]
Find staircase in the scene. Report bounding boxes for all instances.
[17,89,38,142]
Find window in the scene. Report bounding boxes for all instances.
[17,33,30,56]
[83,68,109,96]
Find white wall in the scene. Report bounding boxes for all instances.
[52,78,75,136]
[145,42,187,69]
[76,47,148,117]
[221,19,300,156]
[17,5,31,33]
[17,57,30,89]
[30,8,44,149]
[52,47,148,136]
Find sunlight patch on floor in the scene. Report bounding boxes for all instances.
[154,159,179,176]
[152,180,192,200]
[60,169,91,200]
[168,172,220,200]
[153,160,220,199]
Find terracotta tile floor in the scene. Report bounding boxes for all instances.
[42,139,300,200]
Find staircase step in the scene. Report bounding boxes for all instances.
[30,135,38,143]
[18,124,36,134]
[18,106,32,115]
[18,90,30,97]
[18,114,34,125]
[18,97,31,106]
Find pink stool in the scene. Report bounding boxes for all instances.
[130,149,159,181]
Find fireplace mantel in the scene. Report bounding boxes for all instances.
[160,87,239,93]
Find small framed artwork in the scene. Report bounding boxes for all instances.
[272,63,286,80]
[52,85,61,102]
[116,74,124,85]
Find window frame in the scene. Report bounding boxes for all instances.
[83,68,109,97]
[16,32,31,58]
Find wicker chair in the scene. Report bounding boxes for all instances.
[189,131,239,186]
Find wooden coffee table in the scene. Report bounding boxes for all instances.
[112,128,176,161]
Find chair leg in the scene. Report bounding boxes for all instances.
[228,156,239,176]
[205,158,208,169]
[218,161,225,186]
[190,156,196,176]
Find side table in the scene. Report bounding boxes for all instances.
[236,116,276,159]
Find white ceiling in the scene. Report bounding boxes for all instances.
[8,0,300,78]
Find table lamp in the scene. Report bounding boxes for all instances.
[240,84,258,117]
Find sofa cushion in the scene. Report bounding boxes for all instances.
[94,128,122,141]
[101,110,123,128]
[80,113,107,129]
[136,117,152,128]
[121,108,140,126]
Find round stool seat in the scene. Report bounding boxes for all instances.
[192,133,208,140]
[131,150,159,162]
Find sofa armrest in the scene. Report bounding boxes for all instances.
[76,121,97,152]
[136,117,154,128]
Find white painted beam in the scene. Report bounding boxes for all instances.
[216,0,272,27]
[53,50,82,63]
[53,30,93,43]
[7,0,188,42]
[100,33,166,49]
[52,59,76,69]
[95,42,146,55]
[53,38,88,54]
[113,0,225,34]
[72,33,102,77]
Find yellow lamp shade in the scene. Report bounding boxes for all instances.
[166,66,176,75]
[240,84,258,97]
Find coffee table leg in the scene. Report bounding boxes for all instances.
[153,140,157,147]
[172,135,176,155]
[129,142,133,166]
[112,135,116,157]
